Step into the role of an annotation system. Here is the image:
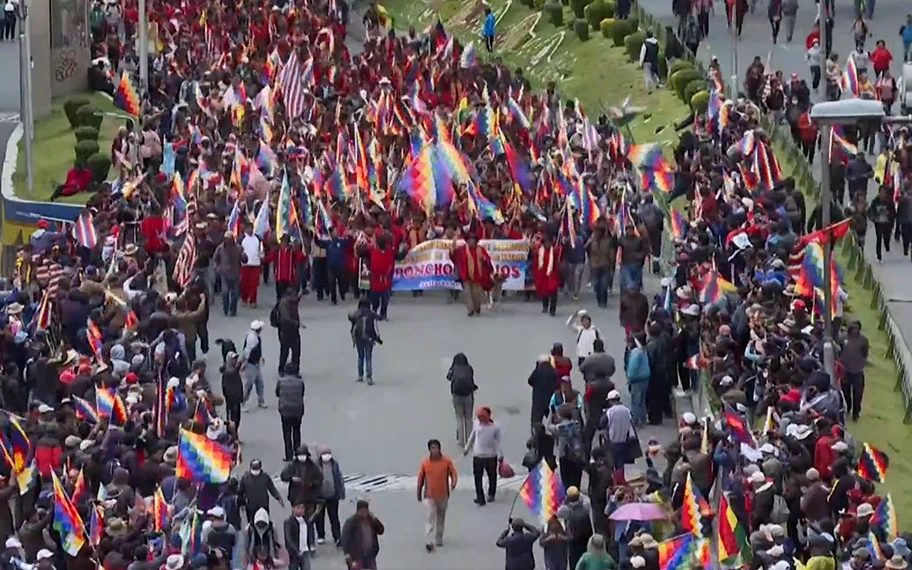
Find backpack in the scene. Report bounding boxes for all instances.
[352,312,371,340]
[269,303,280,328]
[770,493,790,524]
[449,365,475,397]
[566,504,593,541]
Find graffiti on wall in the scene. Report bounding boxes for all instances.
[53,49,79,83]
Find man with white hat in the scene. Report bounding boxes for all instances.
[35,549,54,569]
[602,390,633,483]
[241,320,266,411]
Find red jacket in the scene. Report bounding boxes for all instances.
[532,245,561,296]
[35,443,62,477]
[870,47,892,73]
[451,244,493,290]
[814,433,837,481]
[368,245,395,292]
[264,246,305,284]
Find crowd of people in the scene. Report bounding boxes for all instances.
[0,0,909,565]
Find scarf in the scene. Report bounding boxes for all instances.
[465,246,484,282]
[537,246,554,276]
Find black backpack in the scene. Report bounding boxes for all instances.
[352,312,371,340]
[269,303,281,328]
[567,504,593,541]
[449,365,475,397]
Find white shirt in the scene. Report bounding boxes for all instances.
[566,314,600,358]
[240,234,261,266]
[295,516,310,553]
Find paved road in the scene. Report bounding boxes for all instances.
[0,40,19,112]
[207,284,688,569]
[638,0,912,360]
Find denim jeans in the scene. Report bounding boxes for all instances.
[242,363,265,406]
[629,381,648,424]
[222,277,240,315]
[369,289,390,318]
[356,339,375,379]
[620,264,643,291]
[590,266,614,306]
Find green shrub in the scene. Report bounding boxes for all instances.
[533,0,546,9]
[74,126,99,142]
[684,79,705,105]
[624,31,645,61]
[75,140,100,164]
[569,0,590,19]
[586,0,603,29]
[64,98,90,130]
[690,91,710,114]
[627,16,639,31]
[599,18,615,39]
[545,1,564,26]
[669,59,695,76]
[657,50,668,79]
[574,18,590,40]
[671,69,702,100]
[603,0,616,17]
[76,104,103,131]
[610,18,632,46]
[86,153,112,183]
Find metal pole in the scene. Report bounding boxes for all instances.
[820,123,836,381]
[731,15,738,97]
[138,0,148,94]
[818,0,828,59]
[18,2,33,192]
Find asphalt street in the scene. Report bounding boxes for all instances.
[637,0,912,359]
[206,283,689,570]
[0,40,19,112]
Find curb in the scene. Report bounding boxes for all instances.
[1,122,22,202]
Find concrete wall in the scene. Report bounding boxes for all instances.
[29,0,90,120]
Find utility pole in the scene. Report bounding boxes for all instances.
[818,0,828,59]
[17,0,33,192]
[731,14,738,98]
[139,0,148,94]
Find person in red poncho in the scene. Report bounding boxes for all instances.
[532,234,561,316]
[361,234,396,320]
[450,232,493,317]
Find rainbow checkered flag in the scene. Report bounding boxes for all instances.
[519,460,566,525]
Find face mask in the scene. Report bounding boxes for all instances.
[297,455,308,462]
[250,469,262,476]
[321,453,332,462]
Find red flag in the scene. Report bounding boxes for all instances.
[798,218,851,248]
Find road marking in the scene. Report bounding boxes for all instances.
[0,112,19,123]
[272,472,528,494]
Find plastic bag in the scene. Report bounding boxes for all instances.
[498,458,515,478]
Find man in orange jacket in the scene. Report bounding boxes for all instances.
[416,439,458,552]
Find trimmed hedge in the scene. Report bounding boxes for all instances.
[76,104,103,130]
[533,0,546,9]
[75,140,100,164]
[610,18,633,46]
[690,91,710,114]
[603,0,616,17]
[74,126,100,142]
[599,18,615,39]
[574,18,590,40]
[586,0,609,30]
[624,31,645,62]
[569,0,590,19]
[684,79,705,105]
[545,1,564,26]
[87,153,112,183]
[671,69,702,100]
[64,98,90,130]
[669,59,695,76]
[657,50,668,79]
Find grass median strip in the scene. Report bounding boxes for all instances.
[13,91,119,204]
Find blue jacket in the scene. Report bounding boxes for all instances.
[902,24,912,43]
[625,346,650,384]
[319,459,346,501]
[317,237,347,269]
[483,13,495,37]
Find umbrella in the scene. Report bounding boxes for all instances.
[609,502,668,521]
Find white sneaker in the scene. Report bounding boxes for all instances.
[317,538,325,545]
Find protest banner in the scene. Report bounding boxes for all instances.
[391,239,530,291]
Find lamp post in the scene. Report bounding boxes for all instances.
[139,0,148,94]
[809,99,886,382]
[17,0,33,192]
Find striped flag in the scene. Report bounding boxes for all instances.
[72,211,98,249]
[173,234,197,289]
[277,52,313,119]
